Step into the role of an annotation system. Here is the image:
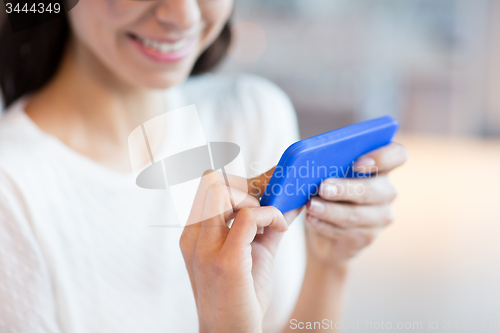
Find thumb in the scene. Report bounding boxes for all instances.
[248,166,276,199]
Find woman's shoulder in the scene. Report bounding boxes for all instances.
[0,100,48,170]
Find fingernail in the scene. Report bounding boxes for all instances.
[354,156,376,172]
[307,198,325,214]
[320,183,338,198]
[257,227,265,234]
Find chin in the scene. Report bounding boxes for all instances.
[127,68,193,90]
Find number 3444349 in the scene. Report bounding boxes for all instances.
[5,2,61,14]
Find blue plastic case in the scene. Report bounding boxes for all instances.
[260,115,399,213]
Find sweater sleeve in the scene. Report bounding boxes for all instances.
[0,171,61,333]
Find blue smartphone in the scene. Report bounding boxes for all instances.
[260,115,399,213]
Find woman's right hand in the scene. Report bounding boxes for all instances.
[180,170,294,333]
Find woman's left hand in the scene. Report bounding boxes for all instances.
[304,142,408,266]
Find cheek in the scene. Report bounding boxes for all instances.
[69,0,146,52]
[199,0,233,50]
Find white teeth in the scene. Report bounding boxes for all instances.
[136,36,188,53]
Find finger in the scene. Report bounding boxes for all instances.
[221,206,288,256]
[206,167,276,237]
[191,166,275,200]
[248,167,277,236]
[318,175,397,205]
[182,171,228,261]
[197,185,261,252]
[252,227,284,256]
[193,168,276,200]
[255,206,300,254]
[305,216,379,253]
[258,196,300,235]
[283,206,303,226]
[353,142,408,174]
[187,170,249,226]
[248,167,276,199]
[306,199,394,229]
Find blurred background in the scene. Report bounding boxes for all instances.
[222,0,500,139]
[221,0,500,331]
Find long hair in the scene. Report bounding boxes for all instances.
[0,14,232,109]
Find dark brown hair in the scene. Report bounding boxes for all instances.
[0,14,231,109]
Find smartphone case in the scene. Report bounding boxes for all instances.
[260,115,399,213]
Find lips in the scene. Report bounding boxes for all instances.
[127,32,196,62]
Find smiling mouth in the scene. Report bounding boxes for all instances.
[128,33,191,54]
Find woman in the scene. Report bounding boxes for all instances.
[0,0,407,332]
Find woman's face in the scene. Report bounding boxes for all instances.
[68,0,233,89]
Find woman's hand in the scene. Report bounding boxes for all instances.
[180,170,295,333]
[304,142,408,266]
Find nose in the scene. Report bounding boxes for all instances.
[155,0,201,31]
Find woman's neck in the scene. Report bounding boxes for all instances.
[25,38,169,172]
